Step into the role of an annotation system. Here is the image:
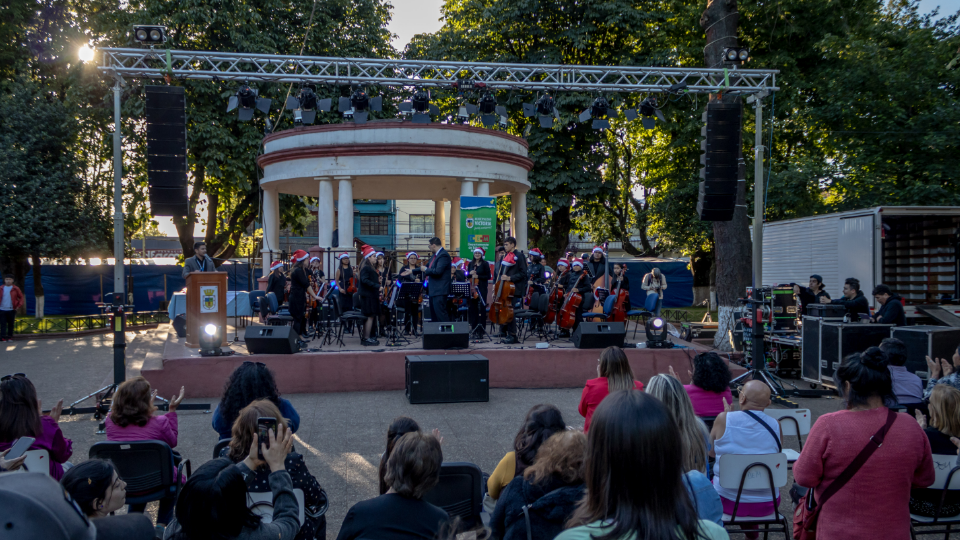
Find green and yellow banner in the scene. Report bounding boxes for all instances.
[460,196,497,258]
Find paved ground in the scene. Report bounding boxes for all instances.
[1,326,858,539]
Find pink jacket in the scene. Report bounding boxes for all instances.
[105,411,178,448]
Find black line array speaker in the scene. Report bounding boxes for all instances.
[891,326,960,375]
[422,322,470,350]
[572,322,626,349]
[145,86,188,217]
[405,354,489,404]
[697,102,742,222]
[244,326,299,355]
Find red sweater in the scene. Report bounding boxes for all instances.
[578,377,644,432]
[793,407,935,540]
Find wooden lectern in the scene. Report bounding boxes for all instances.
[185,271,228,348]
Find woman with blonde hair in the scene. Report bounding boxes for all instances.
[911,384,960,517]
[646,374,722,525]
[490,430,587,540]
[578,346,643,431]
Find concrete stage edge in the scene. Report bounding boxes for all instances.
[144,335,743,399]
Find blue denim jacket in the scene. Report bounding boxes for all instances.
[684,470,724,525]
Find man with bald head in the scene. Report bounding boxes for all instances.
[709,380,782,538]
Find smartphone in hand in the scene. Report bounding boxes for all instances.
[6,436,35,460]
[256,418,278,461]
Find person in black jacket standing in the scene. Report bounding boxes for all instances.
[357,245,381,346]
[560,259,593,337]
[497,237,528,344]
[261,260,286,323]
[422,237,452,322]
[288,250,312,343]
[793,274,831,315]
[397,252,422,333]
[821,277,870,319]
[467,247,491,337]
[871,284,905,326]
[528,248,546,287]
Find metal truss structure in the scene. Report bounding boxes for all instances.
[98,48,778,94]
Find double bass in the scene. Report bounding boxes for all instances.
[488,277,516,325]
[557,272,586,329]
[609,273,629,323]
[543,274,564,324]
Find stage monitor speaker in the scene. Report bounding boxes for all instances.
[572,322,626,349]
[244,326,299,355]
[422,322,470,350]
[891,326,960,375]
[697,102,742,222]
[172,314,187,338]
[819,322,893,384]
[405,354,489,404]
[145,85,188,217]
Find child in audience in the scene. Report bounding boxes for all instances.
[0,374,72,479]
[61,459,127,518]
[105,376,184,526]
[557,390,728,540]
[227,400,326,540]
[683,352,733,418]
[911,384,960,518]
[578,346,644,432]
[487,404,566,503]
[212,361,300,440]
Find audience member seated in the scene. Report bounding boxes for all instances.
[684,352,733,418]
[0,374,72,479]
[227,400,327,540]
[487,404,567,504]
[61,459,127,518]
[0,448,25,472]
[578,346,644,432]
[910,384,960,518]
[647,374,722,525]
[164,426,299,540]
[794,347,935,540]
[336,431,448,540]
[556,390,728,540]
[880,338,923,407]
[105,376,183,526]
[923,345,960,400]
[709,380,780,540]
[378,417,433,495]
[212,361,301,440]
[489,430,587,540]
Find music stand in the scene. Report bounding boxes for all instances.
[450,283,471,322]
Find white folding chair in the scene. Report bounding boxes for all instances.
[763,408,811,463]
[718,452,790,540]
[910,454,960,539]
[21,450,50,476]
[247,488,305,525]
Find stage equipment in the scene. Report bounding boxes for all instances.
[723,47,750,64]
[133,25,166,44]
[624,96,666,130]
[284,87,330,125]
[145,85,187,216]
[399,90,440,123]
[697,101,742,221]
[806,303,846,318]
[405,354,489,404]
[644,317,671,348]
[474,91,508,128]
[573,322,626,349]
[244,326,299,355]
[523,94,560,128]
[338,87,382,124]
[770,286,798,330]
[172,313,187,338]
[198,324,224,356]
[422,322,470,350]
[890,326,960,375]
[818,322,894,386]
[578,96,613,130]
[227,84,271,122]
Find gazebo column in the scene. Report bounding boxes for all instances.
[316,177,335,249]
[477,179,492,197]
[512,190,528,250]
[461,178,476,198]
[450,198,461,255]
[434,200,446,247]
[262,187,280,275]
[336,176,353,251]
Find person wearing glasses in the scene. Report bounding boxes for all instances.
[0,373,72,479]
[211,362,301,440]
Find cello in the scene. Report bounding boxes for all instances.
[609,273,629,323]
[557,272,585,329]
[488,277,516,325]
[543,274,564,324]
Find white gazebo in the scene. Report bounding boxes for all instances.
[257,121,534,269]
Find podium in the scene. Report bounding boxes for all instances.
[185,271,228,348]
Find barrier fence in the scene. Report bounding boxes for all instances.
[13,311,170,335]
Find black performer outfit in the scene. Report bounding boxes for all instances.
[288,264,310,338]
[467,259,491,335]
[308,268,325,329]
[422,248,452,323]
[337,264,355,314]
[528,262,546,285]
[561,267,592,335]
[261,269,286,320]
[398,263,422,332]
[497,250,528,342]
[359,262,380,317]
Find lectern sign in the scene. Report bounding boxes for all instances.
[200,286,219,313]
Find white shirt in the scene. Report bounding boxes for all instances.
[712,410,781,503]
[641,273,668,299]
[0,285,13,311]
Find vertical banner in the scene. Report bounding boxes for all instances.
[461,196,497,259]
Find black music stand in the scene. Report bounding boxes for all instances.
[450,283,471,322]
[384,283,415,347]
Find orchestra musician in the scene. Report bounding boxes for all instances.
[375,251,391,336]
[467,247,491,337]
[307,256,326,331]
[357,245,381,346]
[288,250,311,343]
[260,260,286,324]
[397,252,422,333]
[554,256,570,286]
[612,263,629,290]
[528,248,546,286]
[451,258,467,282]
[422,237,452,322]
[496,236,528,344]
[559,258,592,337]
[335,253,355,329]
[586,246,607,283]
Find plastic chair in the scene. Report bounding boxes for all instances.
[89,440,191,508]
[910,454,960,539]
[583,295,616,322]
[763,408,811,464]
[248,488,306,525]
[213,438,231,459]
[249,291,266,325]
[5,449,52,476]
[717,452,790,539]
[422,462,484,531]
[265,293,294,326]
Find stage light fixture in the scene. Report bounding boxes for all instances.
[133,25,167,45]
[578,96,615,130]
[644,316,673,349]
[477,92,507,127]
[199,324,224,356]
[227,84,272,122]
[336,88,383,124]
[523,94,561,128]
[399,91,440,124]
[723,47,750,64]
[285,87,331,125]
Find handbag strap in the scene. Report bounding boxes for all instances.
[744,410,782,452]
[817,409,897,508]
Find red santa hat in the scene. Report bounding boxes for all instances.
[502,252,517,266]
[473,247,486,256]
[309,256,320,264]
[270,260,284,271]
[592,246,603,254]
[338,253,350,260]
[406,251,419,260]
[360,244,376,260]
[556,258,569,268]
[292,249,309,262]
[376,251,384,258]
[571,258,584,268]
[530,248,544,258]
[452,257,463,267]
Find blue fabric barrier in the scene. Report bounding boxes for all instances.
[622,261,694,309]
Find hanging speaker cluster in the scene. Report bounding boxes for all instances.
[145,86,188,217]
[697,102,742,222]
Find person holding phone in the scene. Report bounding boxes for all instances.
[0,374,72,479]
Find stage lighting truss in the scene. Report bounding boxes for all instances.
[523,94,560,128]
[227,84,272,121]
[723,47,750,64]
[624,96,666,130]
[578,96,615,130]
[284,86,331,125]
[399,90,440,124]
[336,87,383,124]
[133,25,167,45]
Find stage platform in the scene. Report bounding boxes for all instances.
[143,323,744,398]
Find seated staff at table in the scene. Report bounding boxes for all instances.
[871,284,905,326]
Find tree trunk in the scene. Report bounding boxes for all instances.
[31,253,44,318]
[702,0,751,350]
[173,162,204,258]
[691,248,714,308]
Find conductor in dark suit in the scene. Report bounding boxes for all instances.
[422,237,452,322]
[181,242,216,278]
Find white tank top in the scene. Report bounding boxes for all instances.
[712,410,781,504]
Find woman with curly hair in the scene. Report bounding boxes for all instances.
[683,352,733,418]
[212,361,300,440]
[487,404,566,503]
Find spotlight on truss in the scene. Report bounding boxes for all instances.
[399,91,440,124]
[523,94,560,128]
[133,25,166,45]
[623,97,665,130]
[227,85,271,122]
[336,88,382,124]
[578,96,615,130]
[477,92,507,128]
[457,101,478,123]
[285,87,331,125]
[723,47,750,64]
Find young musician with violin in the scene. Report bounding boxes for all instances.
[467,247,491,337]
[496,237,528,344]
[586,246,607,283]
[288,250,312,343]
[375,251,392,337]
[397,252,422,333]
[335,253,356,329]
[357,245,381,346]
[612,263,629,290]
[260,260,286,324]
[451,258,467,282]
[307,257,327,331]
[528,249,546,286]
[559,258,593,337]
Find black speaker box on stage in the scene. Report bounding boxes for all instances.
[405,354,489,404]
[244,326,299,355]
[572,322,626,349]
[891,326,960,375]
[422,322,470,350]
[145,86,188,217]
[172,314,187,338]
[819,322,893,383]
